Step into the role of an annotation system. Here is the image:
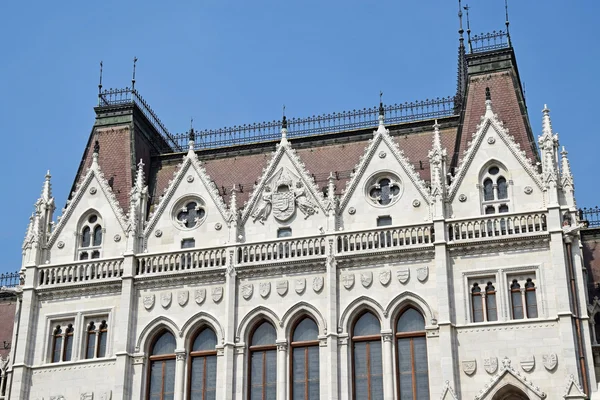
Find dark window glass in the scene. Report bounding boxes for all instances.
[181,238,196,249]
[511,280,524,319]
[91,250,100,259]
[80,252,89,260]
[177,201,206,228]
[595,314,600,345]
[377,216,392,227]
[353,312,383,400]
[497,177,508,199]
[98,321,108,357]
[190,328,217,400]
[250,322,277,400]
[488,166,500,175]
[471,284,483,322]
[292,318,320,400]
[499,204,509,213]
[278,227,292,238]
[152,332,177,356]
[86,323,96,359]
[81,226,91,247]
[64,325,74,361]
[370,178,400,206]
[396,308,429,400]
[148,332,176,400]
[88,215,98,224]
[483,178,494,201]
[52,326,63,363]
[485,206,495,215]
[525,279,538,318]
[485,282,498,321]
[93,225,103,246]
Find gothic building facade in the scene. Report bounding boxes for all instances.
[3,20,596,400]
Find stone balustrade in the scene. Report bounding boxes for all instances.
[447,211,547,242]
[136,247,227,276]
[38,257,123,287]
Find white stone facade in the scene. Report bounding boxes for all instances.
[5,97,595,400]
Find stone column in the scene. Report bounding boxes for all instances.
[131,353,146,399]
[381,330,394,399]
[325,237,340,400]
[219,248,238,400]
[174,349,187,400]
[276,341,288,400]
[338,335,349,400]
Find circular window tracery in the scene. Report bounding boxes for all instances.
[366,173,403,207]
[173,197,207,230]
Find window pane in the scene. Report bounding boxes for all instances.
[414,337,430,399]
[293,318,318,342]
[81,226,91,247]
[354,312,380,337]
[205,356,217,400]
[278,227,292,238]
[163,359,176,400]
[353,342,368,399]
[526,290,538,318]
[251,322,276,346]
[193,328,217,352]
[191,357,206,400]
[250,351,264,400]
[397,308,425,332]
[93,225,103,246]
[152,331,176,355]
[307,346,320,400]
[511,291,524,319]
[149,361,163,400]
[293,347,307,400]
[377,216,392,227]
[53,336,63,363]
[265,350,277,399]
[486,293,498,322]
[369,342,384,400]
[497,177,508,199]
[86,332,96,359]
[98,330,107,357]
[472,294,484,322]
[483,179,494,201]
[64,334,73,361]
[397,338,413,399]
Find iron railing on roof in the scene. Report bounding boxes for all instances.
[98,88,180,150]
[0,272,21,288]
[469,30,510,53]
[172,96,457,150]
[580,207,600,228]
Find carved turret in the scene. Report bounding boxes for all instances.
[538,105,560,205]
[229,185,239,241]
[560,146,576,209]
[128,159,149,252]
[428,120,447,219]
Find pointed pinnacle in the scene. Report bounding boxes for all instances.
[135,159,146,189]
[542,104,553,138]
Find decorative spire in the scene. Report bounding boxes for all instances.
[132,56,138,90]
[484,87,493,116]
[92,140,100,165]
[230,184,238,214]
[456,1,468,103]
[188,120,196,152]
[428,119,447,199]
[541,104,553,139]
[561,146,574,188]
[98,61,103,95]
[135,159,145,191]
[464,4,472,53]
[41,170,52,203]
[281,106,288,141]
[505,0,512,46]
[327,172,336,199]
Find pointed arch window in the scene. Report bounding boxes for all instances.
[249,321,277,400]
[79,213,103,260]
[51,323,74,363]
[480,165,510,214]
[290,317,320,400]
[189,327,217,400]
[396,308,429,400]
[86,320,108,359]
[471,283,484,322]
[510,280,524,319]
[525,278,538,318]
[352,312,383,400]
[147,331,176,400]
[485,282,498,322]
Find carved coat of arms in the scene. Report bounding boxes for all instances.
[483,357,498,374]
[143,294,155,310]
[397,268,410,284]
[241,284,254,300]
[99,392,112,400]
[80,393,93,400]
[543,353,557,371]
[462,359,477,375]
[379,270,391,286]
[342,274,355,290]
[160,292,172,308]
[361,272,373,288]
[273,185,295,222]
[520,355,535,372]
[195,289,206,305]
[295,278,306,294]
[259,282,271,298]
[313,276,324,292]
[276,280,288,296]
[178,290,189,307]
[417,266,429,282]
[212,287,223,303]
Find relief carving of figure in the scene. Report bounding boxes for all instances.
[294,181,318,219]
[252,186,272,224]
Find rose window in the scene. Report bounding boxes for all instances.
[367,175,402,206]
[174,200,206,229]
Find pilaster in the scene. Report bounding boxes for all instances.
[276,340,287,400]
[325,236,340,400]
[381,330,394,398]
[174,349,187,400]
[219,248,237,400]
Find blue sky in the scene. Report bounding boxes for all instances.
[0,1,598,273]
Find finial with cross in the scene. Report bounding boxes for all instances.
[132,56,138,90]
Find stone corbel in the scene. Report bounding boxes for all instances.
[132,352,146,366]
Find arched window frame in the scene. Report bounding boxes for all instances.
[85,320,108,359]
[394,307,429,400]
[146,330,177,400]
[485,282,498,322]
[289,316,320,400]
[351,311,383,400]
[51,323,74,363]
[480,164,511,215]
[248,320,277,400]
[78,212,104,260]
[470,283,484,322]
[187,326,218,400]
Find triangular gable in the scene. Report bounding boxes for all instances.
[339,123,430,212]
[144,149,231,238]
[47,161,128,249]
[449,103,542,202]
[564,374,587,399]
[440,381,458,400]
[240,140,327,225]
[474,358,546,400]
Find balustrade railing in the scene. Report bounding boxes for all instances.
[447,212,547,242]
[38,258,124,287]
[237,236,326,264]
[0,271,20,287]
[337,224,434,255]
[136,247,227,276]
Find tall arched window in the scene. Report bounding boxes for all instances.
[147,331,176,400]
[290,317,320,400]
[510,280,524,319]
[249,321,277,400]
[485,282,498,322]
[86,320,108,359]
[51,324,74,363]
[352,312,383,400]
[79,213,103,260]
[525,278,538,318]
[471,283,483,322]
[480,165,510,214]
[189,328,218,400]
[396,308,429,400]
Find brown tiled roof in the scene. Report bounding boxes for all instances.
[0,300,16,359]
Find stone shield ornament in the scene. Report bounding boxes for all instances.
[342,274,355,290]
[417,266,429,282]
[361,272,373,288]
[520,355,535,372]
[379,270,391,286]
[143,294,155,310]
[313,276,324,293]
[160,292,172,308]
[483,357,498,374]
[397,268,410,284]
[241,284,254,300]
[295,278,306,295]
[212,287,223,303]
[194,289,206,305]
[259,282,271,298]
[276,280,288,296]
[273,189,295,221]
[542,353,557,371]
[462,359,477,376]
[178,290,189,307]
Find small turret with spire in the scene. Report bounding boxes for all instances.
[428,120,447,218]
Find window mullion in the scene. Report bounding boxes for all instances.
[520,287,527,319]
[481,292,488,322]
